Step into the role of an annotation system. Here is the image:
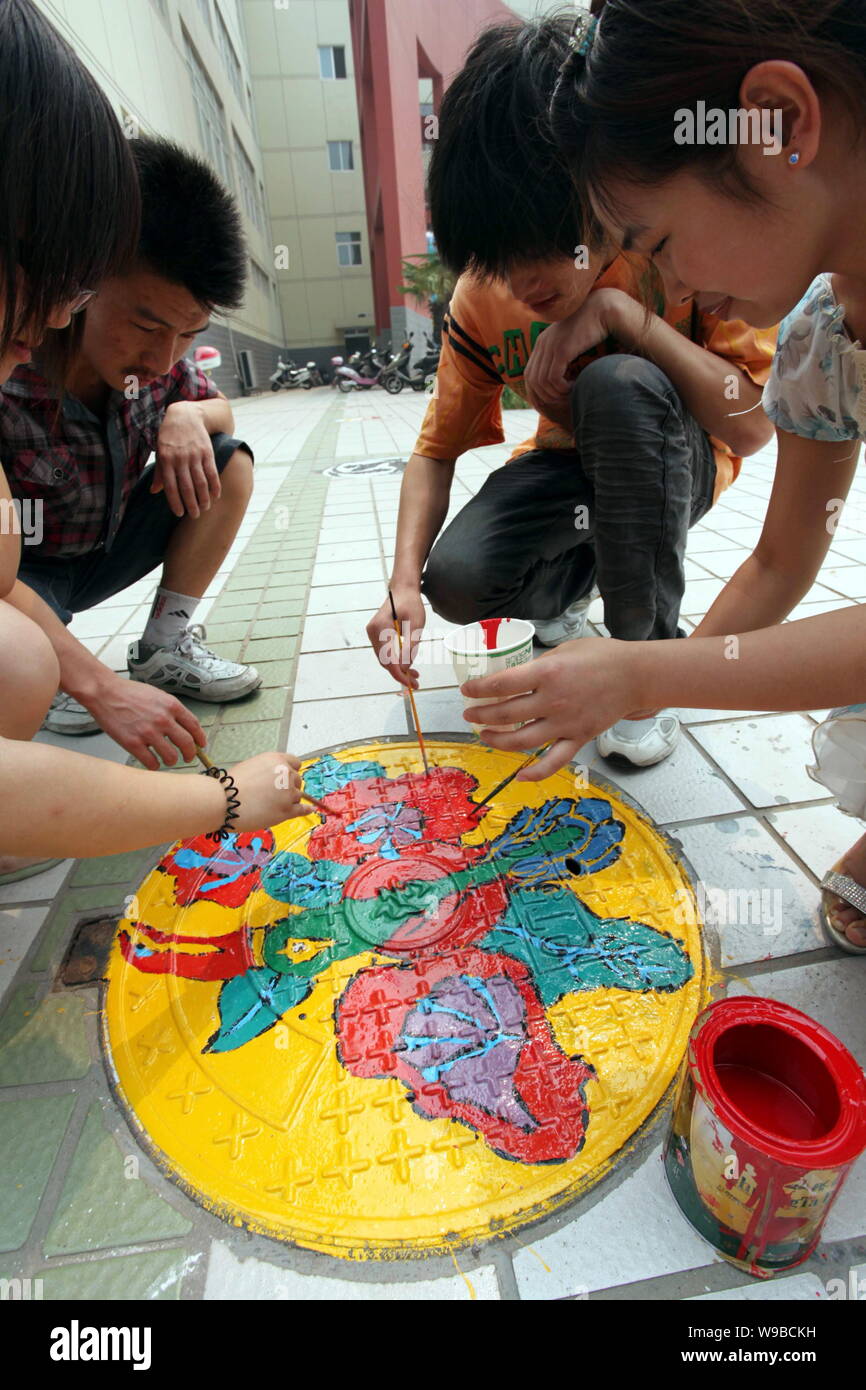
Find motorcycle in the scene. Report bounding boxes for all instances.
[379,333,440,393]
[269,356,314,391]
[334,348,390,393]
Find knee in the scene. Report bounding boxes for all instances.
[571,353,674,424]
[424,545,486,625]
[218,449,254,509]
[0,605,59,739]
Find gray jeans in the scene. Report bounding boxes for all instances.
[423,354,717,641]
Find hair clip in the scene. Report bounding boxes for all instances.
[569,12,599,57]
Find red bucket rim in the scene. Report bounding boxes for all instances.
[688,997,866,1166]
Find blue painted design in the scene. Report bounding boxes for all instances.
[261,851,351,907]
[345,801,423,860]
[172,834,270,892]
[303,753,387,799]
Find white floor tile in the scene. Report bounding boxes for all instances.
[587,733,746,825]
[289,693,410,752]
[666,816,824,964]
[513,1146,715,1298]
[203,1241,500,1300]
[766,801,866,881]
[301,609,373,654]
[689,1272,832,1300]
[306,582,388,616]
[311,558,385,587]
[0,905,50,996]
[294,648,398,701]
[689,715,829,809]
[0,859,73,907]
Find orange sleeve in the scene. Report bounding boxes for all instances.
[699,315,778,388]
[414,288,506,460]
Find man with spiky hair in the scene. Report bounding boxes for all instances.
[2,136,260,767]
[366,14,776,768]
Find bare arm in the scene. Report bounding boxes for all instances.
[0,743,306,858]
[461,432,866,777]
[366,450,456,685]
[6,579,206,768]
[524,289,772,458]
[153,394,237,518]
[693,431,860,638]
[190,393,234,436]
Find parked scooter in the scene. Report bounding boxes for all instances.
[269,356,314,391]
[379,333,440,393]
[334,348,390,393]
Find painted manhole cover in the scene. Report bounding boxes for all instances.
[101,739,709,1258]
[322,457,406,477]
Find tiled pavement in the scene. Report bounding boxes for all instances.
[1,386,865,1301]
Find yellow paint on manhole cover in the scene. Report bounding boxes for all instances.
[101,739,709,1257]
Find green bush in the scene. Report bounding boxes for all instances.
[500,385,529,410]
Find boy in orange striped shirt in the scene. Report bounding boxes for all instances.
[366,15,776,767]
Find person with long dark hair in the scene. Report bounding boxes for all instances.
[0,0,304,878]
[468,1,866,951]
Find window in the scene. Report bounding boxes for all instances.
[327,140,354,172]
[184,35,233,188]
[233,133,266,234]
[216,8,244,105]
[318,45,347,79]
[249,259,274,299]
[336,231,362,268]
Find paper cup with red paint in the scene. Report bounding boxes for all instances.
[664,997,866,1277]
[444,618,535,736]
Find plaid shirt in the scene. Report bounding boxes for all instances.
[0,358,218,557]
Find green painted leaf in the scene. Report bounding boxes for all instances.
[204,968,312,1053]
[480,887,693,1006]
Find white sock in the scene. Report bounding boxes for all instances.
[141,588,200,650]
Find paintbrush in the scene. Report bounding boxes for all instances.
[469,744,553,815]
[194,746,328,816]
[387,587,430,775]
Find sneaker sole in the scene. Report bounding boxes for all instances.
[128,670,263,702]
[41,716,102,736]
[597,740,679,769]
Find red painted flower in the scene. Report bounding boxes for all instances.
[308,767,487,868]
[337,948,595,1164]
[160,829,275,908]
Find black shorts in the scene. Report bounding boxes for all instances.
[17,433,250,623]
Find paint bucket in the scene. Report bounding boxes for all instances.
[443,618,535,735]
[664,997,866,1277]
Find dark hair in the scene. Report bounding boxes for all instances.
[0,0,140,359]
[132,136,247,311]
[551,0,866,236]
[428,13,594,277]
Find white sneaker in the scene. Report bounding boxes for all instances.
[42,691,101,736]
[597,713,680,767]
[128,624,261,703]
[531,591,595,647]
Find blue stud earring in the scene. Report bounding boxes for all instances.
[789,151,800,165]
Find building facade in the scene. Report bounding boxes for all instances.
[348,0,515,346]
[34,0,549,392]
[34,0,287,396]
[242,0,378,365]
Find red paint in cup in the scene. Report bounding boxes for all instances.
[664,997,866,1276]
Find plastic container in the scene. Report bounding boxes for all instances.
[443,618,534,735]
